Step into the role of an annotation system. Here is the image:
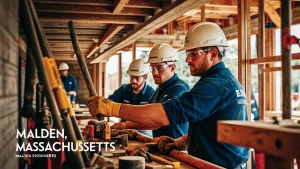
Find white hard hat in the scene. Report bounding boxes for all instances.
[145,44,178,64]
[126,59,149,76]
[58,62,69,70]
[180,22,229,51]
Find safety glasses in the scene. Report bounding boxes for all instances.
[149,65,170,72]
[185,48,211,58]
[129,75,145,81]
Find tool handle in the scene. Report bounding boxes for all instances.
[68,21,104,121]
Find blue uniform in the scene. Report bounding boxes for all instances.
[108,83,155,137]
[153,74,189,139]
[61,74,78,102]
[162,62,249,168]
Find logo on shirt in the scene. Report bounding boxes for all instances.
[236,89,246,105]
[69,82,72,84]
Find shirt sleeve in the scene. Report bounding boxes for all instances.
[162,80,223,125]
[159,85,189,103]
[108,85,124,103]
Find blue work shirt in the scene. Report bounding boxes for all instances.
[108,83,155,137]
[61,74,78,101]
[162,62,249,168]
[153,74,189,139]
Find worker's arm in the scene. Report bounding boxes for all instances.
[112,121,160,130]
[119,103,170,127]
[88,96,170,127]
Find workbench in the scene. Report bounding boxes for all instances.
[101,140,195,169]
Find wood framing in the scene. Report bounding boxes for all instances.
[90,0,209,63]
[217,121,300,159]
[113,0,130,14]
[264,1,281,28]
[250,53,300,64]
[86,24,124,58]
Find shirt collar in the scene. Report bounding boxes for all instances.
[127,82,148,95]
[159,74,179,89]
[202,62,225,78]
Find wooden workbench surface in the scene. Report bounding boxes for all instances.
[101,140,195,169]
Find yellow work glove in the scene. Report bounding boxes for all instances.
[88,96,121,117]
[156,136,186,154]
[111,122,126,130]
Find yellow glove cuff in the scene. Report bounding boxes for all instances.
[98,98,121,117]
[110,101,121,117]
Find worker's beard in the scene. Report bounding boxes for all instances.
[130,82,143,91]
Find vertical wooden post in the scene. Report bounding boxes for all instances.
[258,0,266,120]
[265,29,276,111]
[93,63,99,94]
[238,0,252,168]
[201,5,206,22]
[281,0,292,119]
[132,42,136,61]
[119,53,122,87]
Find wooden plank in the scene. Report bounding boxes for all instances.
[86,24,124,58]
[132,42,136,60]
[265,111,300,119]
[258,0,265,120]
[264,1,281,28]
[33,0,161,9]
[250,53,300,64]
[261,65,300,72]
[41,22,110,29]
[113,0,130,14]
[91,0,209,63]
[38,12,144,24]
[32,0,112,6]
[217,121,300,159]
[35,3,152,16]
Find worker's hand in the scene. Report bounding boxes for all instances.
[68,91,77,96]
[88,96,121,117]
[119,129,138,140]
[156,136,186,154]
[111,122,126,130]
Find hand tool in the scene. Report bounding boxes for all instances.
[68,21,104,121]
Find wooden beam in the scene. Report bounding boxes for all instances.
[86,24,124,58]
[38,12,144,24]
[33,0,161,8]
[261,65,300,72]
[113,0,130,14]
[258,0,266,120]
[222,6,300,40]
[217,121,300,159]
[34,3,152,16]
[91,0,209,63]
[132,42,136,60]
[264,1,281,28]
[250,53,300,64]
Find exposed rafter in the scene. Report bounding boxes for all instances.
[113,0,130,14]
[38,12,144,24]
[86,24,124,58]
[90,0,210,63]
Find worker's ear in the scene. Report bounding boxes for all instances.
[210,48,218,61]
[169,64,176,72]
[143,74,148,80]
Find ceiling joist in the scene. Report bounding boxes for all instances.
[38,12,144,24]
[90,0,210,63]
[113,0,130,14]
[86,24,125,58]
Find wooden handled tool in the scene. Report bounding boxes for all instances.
[68,21,104,121]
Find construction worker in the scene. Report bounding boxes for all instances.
[59,62,78,107]
[108,59,155,137]
[112,44,189,139]
[88,22,249,168]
